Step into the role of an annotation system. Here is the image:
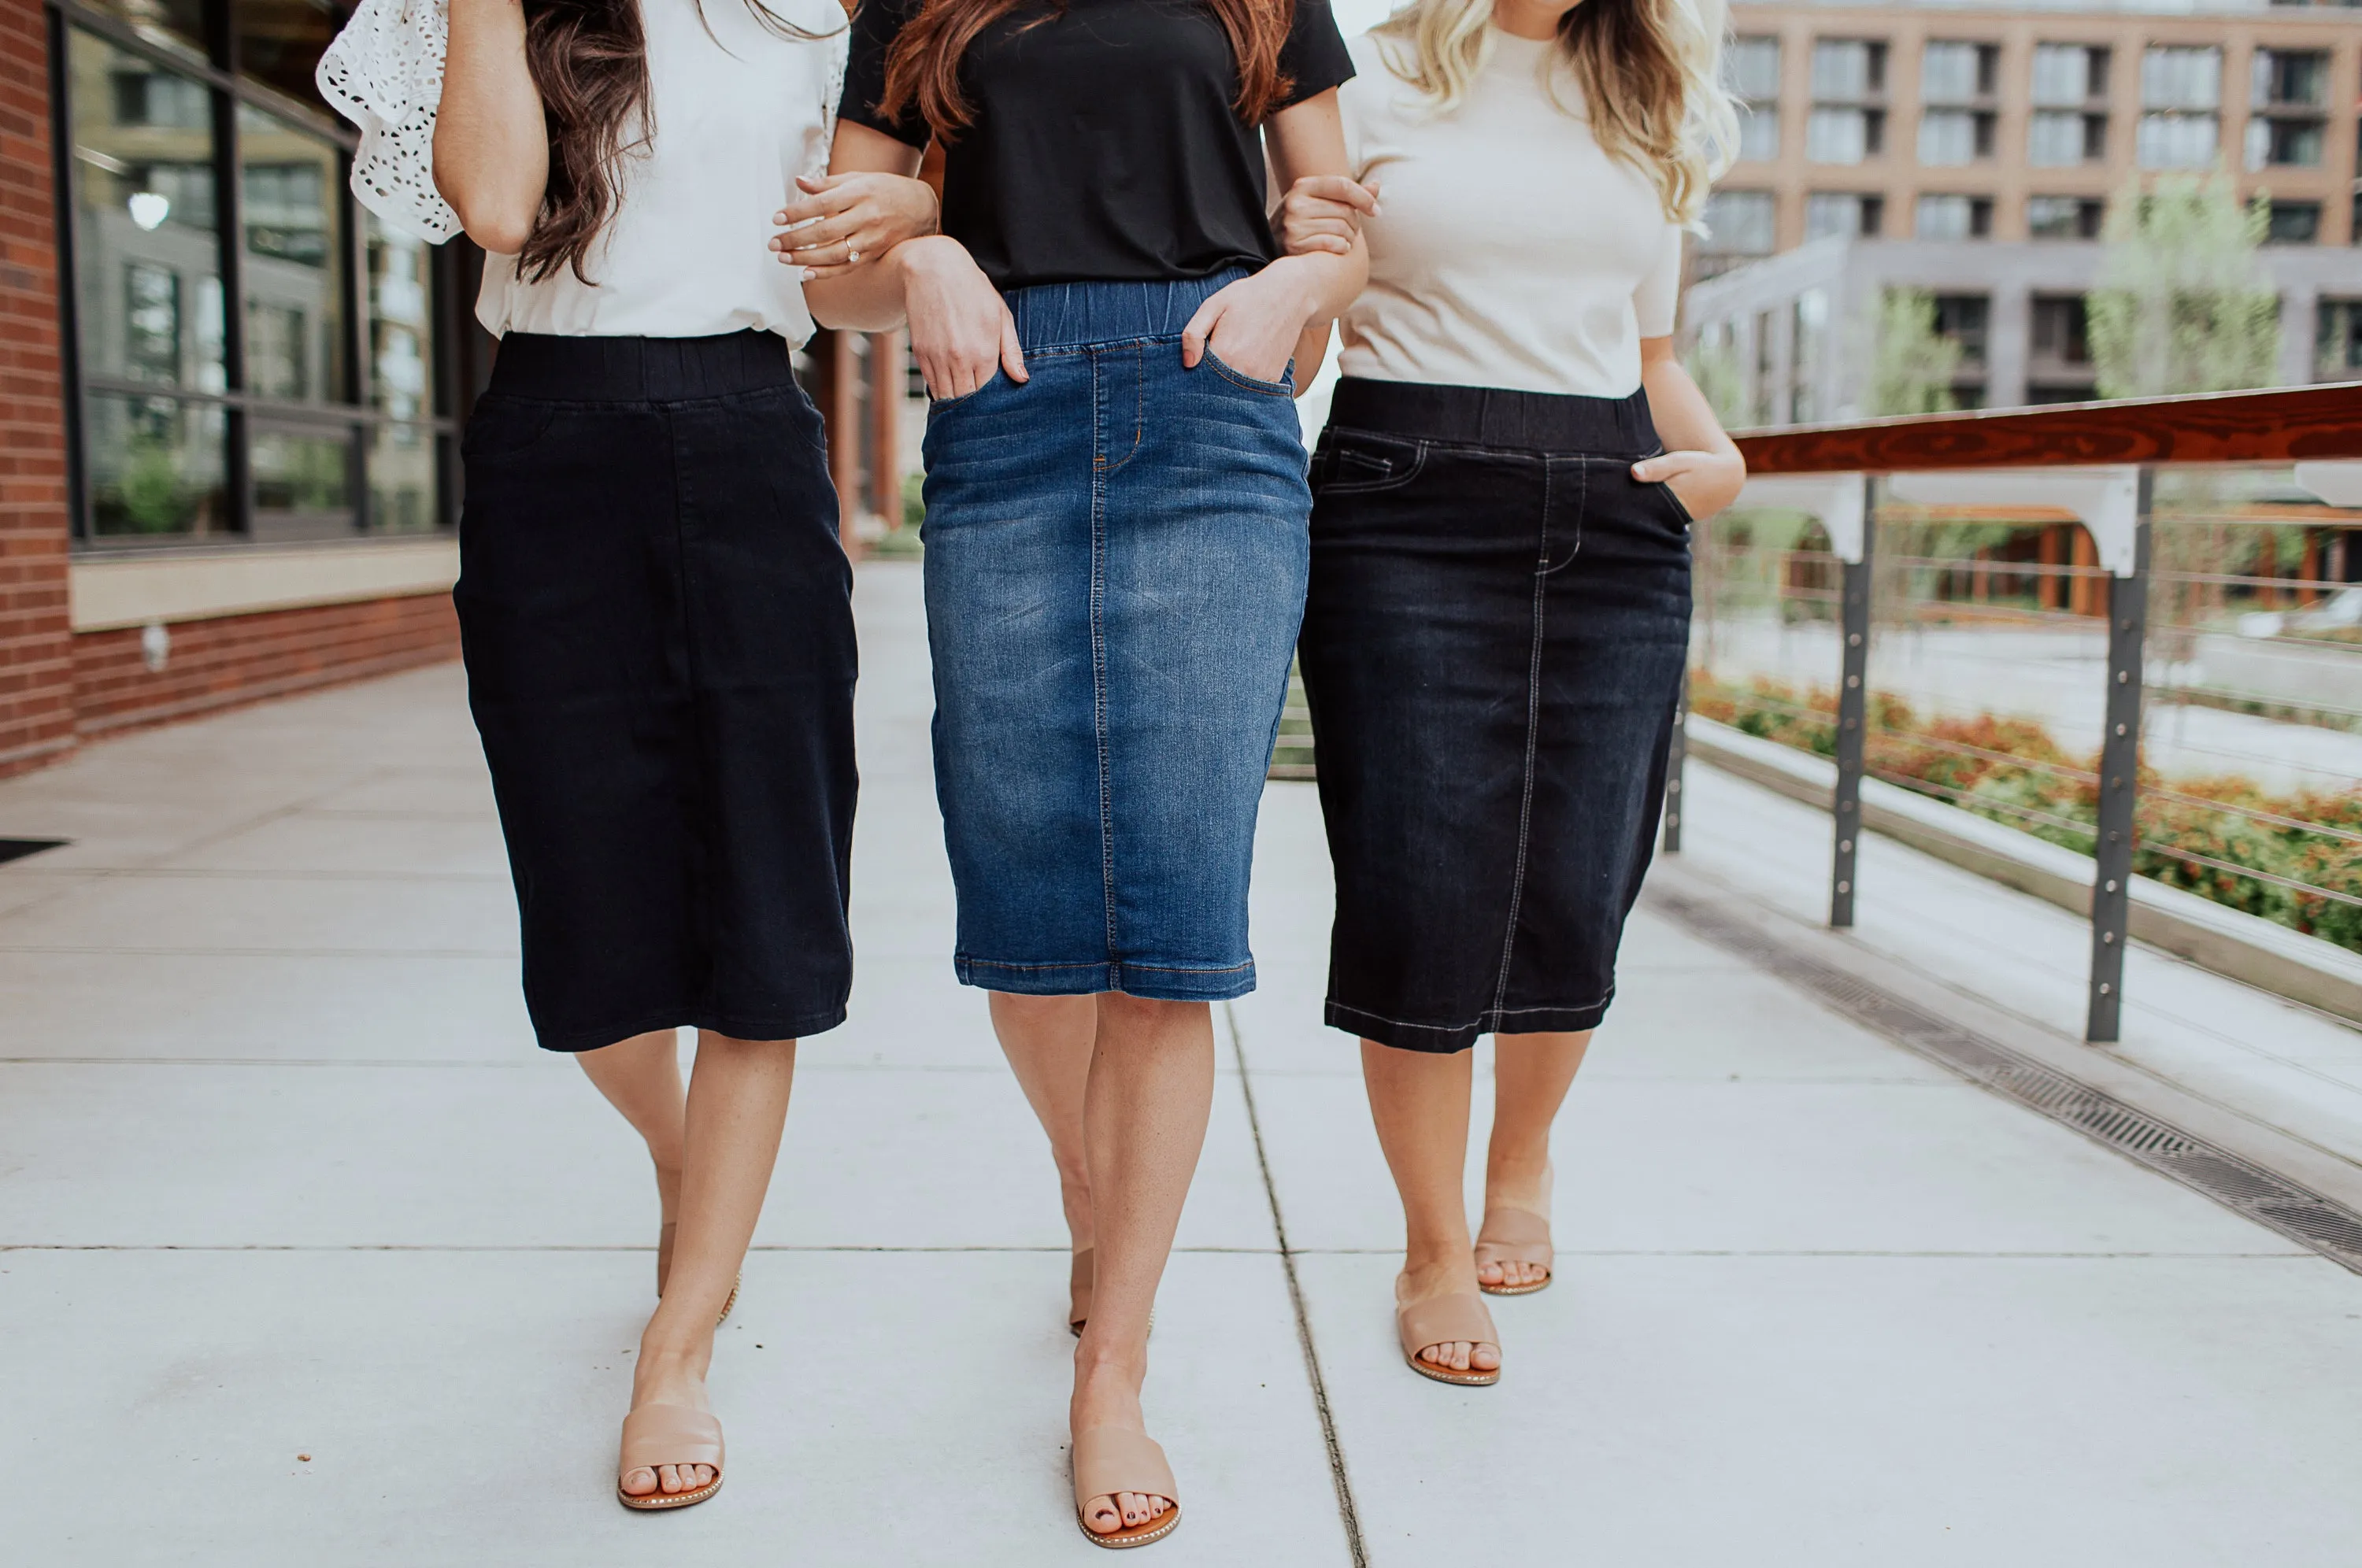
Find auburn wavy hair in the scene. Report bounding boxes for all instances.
[881,0,1297,143]
[518,0,838,283]
[1372,0,1737,227]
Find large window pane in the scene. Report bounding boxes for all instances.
[83,0,208,65]
[84,392,229,537]
[2143,46,2221,112]
[239,103,345,405]
[1702,190,1778,257]
[235,0,343,105]
[367,212,435,418]
[250,423,354,535]
[68,28,225,393]
[368,423,440,533]
[2138,112,2219,170]
[1807,107,1869,164]
[1920,109,1978,165]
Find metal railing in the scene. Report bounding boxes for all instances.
[1692,383,2362,1041]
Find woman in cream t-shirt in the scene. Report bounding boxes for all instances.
[1280,0,1746,1387]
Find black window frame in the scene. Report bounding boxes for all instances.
[46,0,473,550]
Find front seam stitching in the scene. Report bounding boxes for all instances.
[1491,457,1552,1018]
[1090,348,1120,968]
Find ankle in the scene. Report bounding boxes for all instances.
[1486,1152,1551,1198]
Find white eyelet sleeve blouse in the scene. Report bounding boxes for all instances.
[1334,29,1683,400]
[318,0,846,344]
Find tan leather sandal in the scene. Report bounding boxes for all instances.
[1398,1291,1501,1386]
[616,1403,724,1511]
[657,1221,741,1326]
[1069,1247,1094,1337]
[1072,1426,1182,1548]
[1474,1207,1553,1296]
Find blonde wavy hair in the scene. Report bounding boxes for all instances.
[1371,0,1738,228]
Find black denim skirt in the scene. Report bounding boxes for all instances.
[1300,377,1692,1054]
[454,331,857,1052]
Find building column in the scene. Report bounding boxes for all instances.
[1986,280,2032,411]
[2279,282,2320,389]
[0,3,80,777]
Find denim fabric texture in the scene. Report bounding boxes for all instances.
[921,271,1310,1000]
[455,331,857,1052]
[1300,378,1692,1053]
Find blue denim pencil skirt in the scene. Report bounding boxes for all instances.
[920,270,1309,1001]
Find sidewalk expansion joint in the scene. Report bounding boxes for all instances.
[1225,1000,1368,1568]
[1647,885,2362,1275]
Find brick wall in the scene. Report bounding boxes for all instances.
[0,2,78,778]
[72,594,461,736]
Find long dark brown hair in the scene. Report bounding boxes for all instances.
[880,0,1296,144]
[518,0,839,283]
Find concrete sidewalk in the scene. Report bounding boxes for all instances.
[3,560,2359,1566]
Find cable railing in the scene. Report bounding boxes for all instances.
[1689,383,2362,1040]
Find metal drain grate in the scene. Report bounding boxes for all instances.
[1649,886,2362,1276]
[0,838,67,867]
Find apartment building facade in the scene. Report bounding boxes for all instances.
[1687,0,2362,423]
[2,0,900,779]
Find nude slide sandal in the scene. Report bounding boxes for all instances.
[616,1403,725,1511]
[657,1221,742,1325]
[1398,1291,1502,1387]
[1069,1247,1094,1337]
[1474,1207,1554,1296]
[1072,1426,1183,1548]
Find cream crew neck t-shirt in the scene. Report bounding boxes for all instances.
[1334,28,1683,398]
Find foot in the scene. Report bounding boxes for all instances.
[1398,1259,1501,1375]
[1477,1161,1553,1293]
[1072,1355,1175,1537]
[619,1348,716,1499]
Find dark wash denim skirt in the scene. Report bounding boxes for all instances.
[920,272,1310,1001]
[1300,377,1692,1054]
[454,331,857,1052]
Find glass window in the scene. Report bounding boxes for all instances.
[1806,193,1879,241]
[1791,290,1828,425]
[1923,43,1993,105]
[2138,112,2219,170]
[368,423,441,533]
[1807,107,1870,165]
[2267,202,2321,246]
[2029,110,2097,167]
[1736,105,1779,162]
[2318,301,2362,380]
[1931,294,1990,367]
[84,392,229,536]
[68,30,226,393]
[234,0,344,105]
[83,0,209,65]
[2247,116,2324,170]
[1727,35,1780,100]
[1812,41,1883,102]
[1920,109,1979,165]
[2028,197,2104,240]
[2031,44,2103,108]
[250,423,353,535]
[1916,195,1992,242]
[2142,46,2221,112]
[1702,190,1778,257]
[2252,50,2328,110]
[367,212,435,419]
[239,103,345,405]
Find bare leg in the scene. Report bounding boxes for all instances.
[1074,993,1214,1537]
[1479,1030,1591,1292]
[1360,1041,1498,1376]
[576,1029,688,1228]
[988,993,1098,1260]
[618,1031,797,1499]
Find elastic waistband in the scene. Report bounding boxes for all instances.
[1327,378,1660,457]
[487,331,799,402]
[1003,270,1249,353]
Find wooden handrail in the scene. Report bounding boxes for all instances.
[1734,382,2362,475]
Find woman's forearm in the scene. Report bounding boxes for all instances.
[804,240,926,331]
[433,0,548,254]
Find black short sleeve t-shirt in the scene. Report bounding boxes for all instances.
[841,0,1353,288]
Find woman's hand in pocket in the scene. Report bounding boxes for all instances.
[896,236,1026,400]
[1631,448,1746,521]
[1179,256,1324,383]
[771,172,938,281]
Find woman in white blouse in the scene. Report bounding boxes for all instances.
[319,0,935,1511]
[1277,0,1746,1385]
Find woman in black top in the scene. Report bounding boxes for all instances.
[797,0,1364,1546]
